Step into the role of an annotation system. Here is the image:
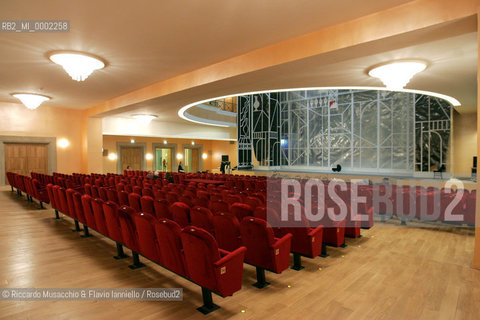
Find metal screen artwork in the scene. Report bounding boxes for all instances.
[414,95,451,172]
[238,89,451,173]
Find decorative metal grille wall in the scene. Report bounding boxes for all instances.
[238,89,451,173]
[415,95,451,172]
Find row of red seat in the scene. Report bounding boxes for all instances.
[45,183,245,314]
[38,171,352,280]
[81,180,342,271]
[6,172,50,208]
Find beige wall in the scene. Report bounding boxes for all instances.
[0,102,84,175]
[102,135,237,174]
[452,111,477,176]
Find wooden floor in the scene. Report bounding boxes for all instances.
[1,186,479,320]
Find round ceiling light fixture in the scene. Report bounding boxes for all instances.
[368,60,427,90]
[48,50,106,81]
[132,114,158,126]
[11,93,51,110]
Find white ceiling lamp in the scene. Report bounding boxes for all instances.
[368,60,427,90]
[132,114,158,126]
[48,51,106,81]
[11,93,51,110]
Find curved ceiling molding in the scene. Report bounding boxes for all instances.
[178,86,461,127]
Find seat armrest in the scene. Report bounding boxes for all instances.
[214,246,246,297]
[215,247,246,267]
[308,225,324,238]
[272,233,292,249]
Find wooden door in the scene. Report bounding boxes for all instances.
[191,148,199,173]
[5,143,48,176]
[121,147,142,171]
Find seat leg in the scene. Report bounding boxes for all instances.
[197,287,219,314]
[128,251,145,269]
[253,267,270,288]
[40,202,45,209]
[72,220,83,232]
[80,225,92,238]
[320,243,329,257]
[10,186,14,192]
[53,210,60,220]
[340,242,347,248]
[113,242,128,259]
[291,253,304,271]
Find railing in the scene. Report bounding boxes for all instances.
[206,98,237,113]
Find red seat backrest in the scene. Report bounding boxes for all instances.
[230,203,253,221]
[128,193,142,212]
[154,219,187,276]
[169,202,190,228]
[190,206,214,234]
[154,199,171,219]
[181,226,221,291]
[212,213,242,252]
[133,212,161,263]
[117,205,139,251]
[239,217,276,268]
[91,198,109,236]
[80,194,97,229]
[103,201,123,243]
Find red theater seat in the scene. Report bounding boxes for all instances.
[133,212,162,263]
[46,184,60,219]
[98,187,108,202]
[318,200,347,247]
[73,191,92,237]
[133,186,142,196]
[281,214,324,269]
[106,188,119,204]
[154,219,187,276]
[91,198,109,236]
[84,184,92,196]
[170,202,191,228]
[103,201,128,259]
[212,213,242,252]
[190,206,215,235]
[239,217,292,288]
[140,196,155,215]
[117,190,129,206]
[142,188,154,198]
[166,192,179,204]
[230,203,254,221]
[80,194,97,231]
[465,190,476,225]
[128,193,142,212]
[65,188,83,232]
[225,194,242,206]
[244,196,262,210]
[181,226,246,313]
[118,205,145,269]
[193,197,209,208]
[210,199,230,215]
[154,199,171,219]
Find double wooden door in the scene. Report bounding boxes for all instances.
[5,143,48,176]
